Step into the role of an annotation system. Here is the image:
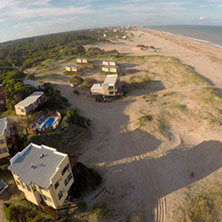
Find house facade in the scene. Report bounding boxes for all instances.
[65,65,80,72]
[8,143,74,209]
[0,118,18,160]
[91,74,120,96]
[102,60,117,66]
[76,58,89,64]
[14,91,47,116]
[102,66,119,74]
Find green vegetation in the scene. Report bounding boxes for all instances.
[64,71,80,76]
[178,191,222,222]
[69,76,83,85]
[4,199,55,222]
[0,70,36,110]
[129,75,152,89]
[0,29,112,74]
[138,115,153,127]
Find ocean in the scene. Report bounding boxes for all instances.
[146,25,222,48]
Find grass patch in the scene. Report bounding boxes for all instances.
[142,93,157,103]
[129,75,152,89]
[4,199,55,222]
[179,191,222,222]
[138,115,153,127]
[172,103,188,112]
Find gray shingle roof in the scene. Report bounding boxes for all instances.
[0,118,7,136]
[8,143,67,189]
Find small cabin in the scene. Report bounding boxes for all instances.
[65,65,80,72]
[102,60,117,66]
[76,58,89,64]
[102,66,119,74]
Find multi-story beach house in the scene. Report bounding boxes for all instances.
[76,57,89,64]
[8,143,74,209]
[14,91,47,116]
[91,74,121,96]
[65,65,80,72]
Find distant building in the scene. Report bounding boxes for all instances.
[76,58,89,64]
[102,66,119,74]
[23,80,43,89]
[8,143,74,209]
[91,74,121,96]
[0,118,18,160]
[0,85,6,111]
[14,91,47,116]
[103,33,107,38]
[102,60,117,66]
[122,35,127,40]
[65,65,80,72]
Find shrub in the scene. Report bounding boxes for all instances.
[62,109,90,128]
[69,76,83,85]
[81,78,97,88]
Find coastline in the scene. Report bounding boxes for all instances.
[144,27,222,49]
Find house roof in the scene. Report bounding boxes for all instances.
[8,143,67,189]
[15,91,44,108]
[103,74,118,85]
[66,65,79,68]
[91,83,103,91]
[103,60,116,63]
[0,118,7,136]
[23,80,42,88]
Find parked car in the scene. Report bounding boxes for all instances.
[95,95,112,103]
[73,90,80,95]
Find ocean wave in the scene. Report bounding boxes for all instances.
[146,28,222,49]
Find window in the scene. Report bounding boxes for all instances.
[54,181,59,189]
[58,191,63,200]
[0,139,5,144]
[21,109,25,113]
[0,148,6,154]
[26,185,31,191]
[16,180,21,186]
[108,86,114,90]
[64,173,73,186]
[42,194,52,202]
[61,164,69,176]
[21,183,26,189]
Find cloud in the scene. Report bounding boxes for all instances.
[199,16,205,20]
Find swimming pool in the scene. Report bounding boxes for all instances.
[42,117,56,129]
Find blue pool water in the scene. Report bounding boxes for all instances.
[42,117,55,129]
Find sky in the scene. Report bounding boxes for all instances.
[0,0,222,42]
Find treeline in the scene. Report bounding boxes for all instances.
[0,29,108,73]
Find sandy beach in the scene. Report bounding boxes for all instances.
[2,28,222,222]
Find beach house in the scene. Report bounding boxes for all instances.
[102,60,117,66]
[102,65,119,73]
[23,80,43,89]
[65,65,80,72]
[91,74,120,96]
[76,58,89,64]
[14,91,47,116]
[8,143,74,209]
